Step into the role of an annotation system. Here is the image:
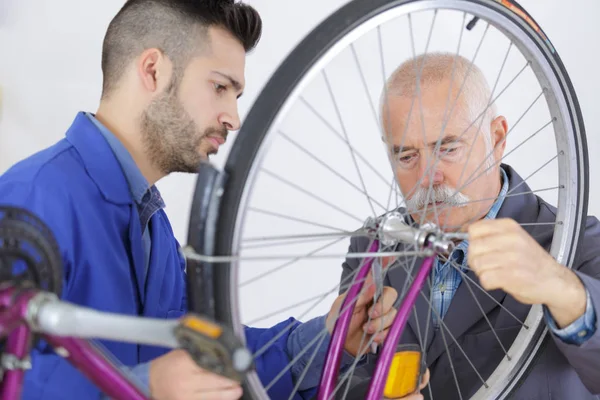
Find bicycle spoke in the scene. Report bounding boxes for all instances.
[447,258,528,327]
[279,130,388,211]
[508,154,559,195]
[285,331,330,400]
[449,90,546,199]
[246,293,341,326]
[298,97,391,189]
[436,306,465,399]
[323,70,378,217]
[240,236,348,286]
[253,253,386,396]
[261,168,365,224]
[351,41,379,129]
[242,231,367,250]
[263,328,330,393]
[248,207,350,232]
[447,40,513,220]
[420,288,489,390]
[445,260,512,358]
[251,251,377,360]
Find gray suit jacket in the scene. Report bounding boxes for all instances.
[339,165,600,400]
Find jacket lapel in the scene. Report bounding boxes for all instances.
[425,271,506,364]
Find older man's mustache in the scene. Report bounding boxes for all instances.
[405,185,471,211]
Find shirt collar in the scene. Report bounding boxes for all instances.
[85,112,151,205]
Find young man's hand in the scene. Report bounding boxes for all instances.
[149,349,243,400]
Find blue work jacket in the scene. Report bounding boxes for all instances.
[0,113,310,399]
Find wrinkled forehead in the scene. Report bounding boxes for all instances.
[380,93,474,149]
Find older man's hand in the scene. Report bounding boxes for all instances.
[468,218,587,327]
[325,266,398,357]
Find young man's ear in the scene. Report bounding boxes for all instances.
[138,48,173,93]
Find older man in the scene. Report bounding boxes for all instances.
[336,52,600,399]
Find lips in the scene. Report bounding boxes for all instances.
[206,135,226,148]
[209,135,225,145]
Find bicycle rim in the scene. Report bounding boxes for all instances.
[198,0,588,399]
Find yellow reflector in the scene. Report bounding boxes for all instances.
[383,350,421,399]
[182,316,223,339]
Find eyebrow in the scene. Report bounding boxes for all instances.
[212,71,244,98]
[391,135,465,154]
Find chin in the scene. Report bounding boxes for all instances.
[197,150,211,161]
[417,212,463,232]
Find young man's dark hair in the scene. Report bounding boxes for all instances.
[100,0,262,98]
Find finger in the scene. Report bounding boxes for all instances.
[468,251,506,274]
[195,385,243,400]
[355,281,376,309]
[381,255,397,270]
[387,393,423,400]
[369,286,398,318]
[196,370,242,391]
[478,268,509,291]
[355,269,377,309]
[468,218,520,240]
[385,368,429,399]
[469,232,519,259]
[365,307,397,334]
[364,252,396,292]
[356,252,396,309]
[419,368,430,389]
[370,328,389,345]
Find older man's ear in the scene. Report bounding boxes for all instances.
[490,115,508,155]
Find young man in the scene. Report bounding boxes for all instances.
[0,1,400,399]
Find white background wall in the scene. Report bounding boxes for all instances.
[1,1,599,326]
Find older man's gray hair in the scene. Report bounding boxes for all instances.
[380,52,497,171]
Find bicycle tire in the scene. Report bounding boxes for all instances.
[188,0,589,398]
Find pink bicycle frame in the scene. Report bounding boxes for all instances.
[0,286,148,400]
[0,245,435,400]
[317,240,435,400]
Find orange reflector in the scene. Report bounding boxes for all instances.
[383,350,422,399]
[182,316,223,339]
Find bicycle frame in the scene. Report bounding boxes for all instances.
[0,228,440,400]
[317,239,436,400]
[0,285,182,400]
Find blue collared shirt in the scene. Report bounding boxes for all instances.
[287,167,596,392]
[85,113,165,287]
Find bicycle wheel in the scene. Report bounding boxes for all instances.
[186,0,588,399]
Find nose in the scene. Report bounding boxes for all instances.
[218,101,241,131]
[419,162,443,188]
